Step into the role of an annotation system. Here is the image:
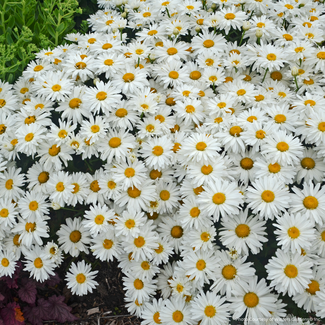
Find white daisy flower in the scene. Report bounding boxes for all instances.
[290,181,325,226]
[56,217,91,257]
[219,210,268,255]
[115,210,147,239]
[0,250,17,277]
[266,249,313,297]
[160,296,193,325]
[198,179,243,221]
[246,176,290,220]
[65,260,98,296]
[23,245,55,282]
[190,290,230,325]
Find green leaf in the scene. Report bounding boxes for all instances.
[7,16,15,29]
[26,16,35,27]
[46,24,56,39]
[56,22,66,34]
[34,22,40,35]
[6,32,13,45]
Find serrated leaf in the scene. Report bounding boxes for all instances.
[18,279,37,304]
[46,295,77,323]
[0,302,24,325]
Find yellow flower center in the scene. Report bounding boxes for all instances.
[125,219,135,229]
[38,171,49,184]
[257,22,265,28]
[0,208,9,218]
[317,52,325,59]
[204,305,216,318]
[25,133,34,142]
[56,182,65,192]
[255,130,266,139]
[235,224,250,237]
[203,40,214,48]
[301,157,315,169]
[141,261,150,270]
[75,61,86,69]
[261,190,275,202]
[134,236,145,248]
[171,225,183,238]
[94,214,104,225]
[190,71,201,80]
[225,13,235,19]
[109,137,121,148]
[201,164,213,175]
[244,292,259,308]
[124,168,135,178]
[229,126,242,136]
[123,73,135,82]
[306,280,320,295]
[127,186,141,198]
[34,65,44,71]
[266,53,277,61]
[247,116,257,122]
[287,226,300,239]
[29,201,38,211]
[5,179,13,190]
[271,71,283,81]
[274,114,286,123]
[276,141,289,152]
[167,47,178,55]
[284,264,298,278]
[25,222,36,232]
[222,264,237,279]
[196,259,206,270]
[48,144,61,156]
[172,311,183,323]
[303,196,318,209]
[169,71,179,79]
[152,145,164,156]
[107,181,116,189]
[268,163,281,173]
[96,91,107,101]
[318,122,325,131]
[34,257,43,269]
[115,108,128,117]
[155,243,164,254]
[51,84,61,92]
[1,258,9,267]
[240,158,254,170]
[69,230,81,243]
[160,190,170,201]
[237,89,246,96]
[76,273,86,283]
[212,193,226,205]
[103,239,113,249]
[200,232,210,242]
[149,169,162,180]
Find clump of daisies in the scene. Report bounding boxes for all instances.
[1,0,325,323]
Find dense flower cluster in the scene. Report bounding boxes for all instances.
[1,0,325,324]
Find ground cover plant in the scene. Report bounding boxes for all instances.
[1,0,325,324]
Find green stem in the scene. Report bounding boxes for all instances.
[61,207,78,212]
[166,7,171,18]
[239,30,246,46]
[294,76,300,92]
[212,82,216,94]
[256,37,261,45]
[262,68,269,82]
[85,160,93,172]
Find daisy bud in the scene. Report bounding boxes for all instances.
[121,12,127,18]
[112,28,118,33]
[211,3,217,9]
[291,66,299,77]
[93,78,100,85]
[243,21,251,31]
[124,8,128,13]
[256,28,263,38]
[3,143,13,151]
[207,8,213,12]
[51,202,61,210]
[173,28,180,36]
[195,26,201,33]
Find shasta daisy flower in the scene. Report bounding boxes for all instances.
[289,181,325,226]
[274,212,315,253]
[0,250,17,277]
[246,176,290,220]
[198,179,243,221]
[191,290,230,325]
[266,249,313,297]
[66,260,98,296]
[160,296,193,325]
[229,276,277,324]
[219,210,268,255]
[115,210,147,239]
[56,217,91,257]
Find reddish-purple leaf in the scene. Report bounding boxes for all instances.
[44,273,61,287]
[18,280,37,304]
[0,293,4,301]
[0,302,24,325]
[46,295,77,323]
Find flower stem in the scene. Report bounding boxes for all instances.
[239,30,246,46]
[262,68,269,82]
